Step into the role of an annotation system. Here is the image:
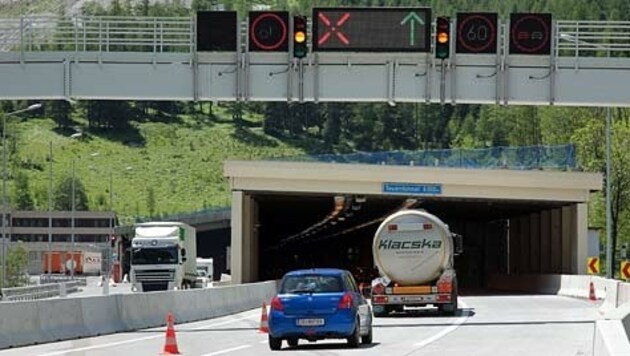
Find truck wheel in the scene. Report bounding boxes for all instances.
[268,335,282,351]
[287,338,298,347]
[440,303,457,316]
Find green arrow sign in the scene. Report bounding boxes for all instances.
[400,12,425,46]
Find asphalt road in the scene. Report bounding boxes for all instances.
[0,294,600,356]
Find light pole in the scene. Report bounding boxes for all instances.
[559,33,615,276]
[70,159,76,279]
[1,103,42,290]
[606,107,613,278]
[47,141,52,279]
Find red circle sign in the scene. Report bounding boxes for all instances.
[250,13,287,51]
[510,14,551,55]
[457,14,497,53]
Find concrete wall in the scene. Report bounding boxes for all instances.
[508,203,588,275]
[0,281,277,349]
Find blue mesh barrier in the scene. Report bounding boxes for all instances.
[273,144,577,171]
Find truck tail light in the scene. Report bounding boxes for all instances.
[338,293,353,309]
[437,294,452,302]
[372,283,385,295]
[372,295,388,304]
[270,296,284,311]
[437,279,452,294]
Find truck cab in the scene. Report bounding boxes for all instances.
[195,258,214,288]
[130,222,196,292]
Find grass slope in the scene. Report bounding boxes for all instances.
[14,109,305,224]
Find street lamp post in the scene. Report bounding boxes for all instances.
[47,141,52,278]
[70,159,75,280]
[1,103,42,290]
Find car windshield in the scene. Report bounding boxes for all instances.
[131,246,178,265]
[280,274,344,294]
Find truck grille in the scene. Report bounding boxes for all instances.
[135,269,175,282]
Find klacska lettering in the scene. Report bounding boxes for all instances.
[378,240,442,250]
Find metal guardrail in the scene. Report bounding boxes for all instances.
[0,15,193,54]
[39,274,87,286]
[556,21,630,59]
[0,16,630,59]
[1,281,83,301]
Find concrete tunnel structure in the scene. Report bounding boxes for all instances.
[225,160,602,286]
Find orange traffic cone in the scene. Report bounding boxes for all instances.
[258,301,269,333]
[589,282,597,301]
[161,312,180,355]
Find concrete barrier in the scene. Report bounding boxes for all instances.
[594,303,630,356]
[0,280,277,349]
[0,301,42,348]
[81,295,126,336]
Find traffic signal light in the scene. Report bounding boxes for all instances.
[293,16,307,58]
[435,16,450,59]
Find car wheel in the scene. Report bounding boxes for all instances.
[287,338,298,347]
[347,319,360,348]
[268,335,282,351]
[361,324,373,345]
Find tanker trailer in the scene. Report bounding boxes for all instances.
[370,210,463,316]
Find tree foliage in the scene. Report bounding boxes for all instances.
[53,175,90,211]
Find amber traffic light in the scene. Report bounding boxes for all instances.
[293,16,307,58]
[435,16,450,59]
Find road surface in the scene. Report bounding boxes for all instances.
[0,294,600,356]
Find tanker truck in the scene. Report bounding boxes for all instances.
[370,210,463,316]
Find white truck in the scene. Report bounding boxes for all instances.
[370,210,463,316]
[130,221,197,292]
[195,258,214,288]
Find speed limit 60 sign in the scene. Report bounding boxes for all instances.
[456,13,498,54]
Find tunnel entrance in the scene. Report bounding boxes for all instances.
[226,160,601,285]
[255,193,570,289]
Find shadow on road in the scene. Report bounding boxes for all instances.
[282,342,381,351]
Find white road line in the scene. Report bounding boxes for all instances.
[199,344,252,356]
[36,311,259,356]
[413,301,470,347]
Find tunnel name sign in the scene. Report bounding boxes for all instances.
[383,182,442,195]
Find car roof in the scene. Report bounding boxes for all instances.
[283,268,349,277]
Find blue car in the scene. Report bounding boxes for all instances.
[268,268,373,350]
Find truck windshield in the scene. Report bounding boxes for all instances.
[131,247,178,265]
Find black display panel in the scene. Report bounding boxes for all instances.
[249,11,289,52]
[509,13,552,55]
[196,11,238,52]
[312,8,431,52]
[456,13,498,54]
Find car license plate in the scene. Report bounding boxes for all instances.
[402,296,424,302]
[296,318,325,326]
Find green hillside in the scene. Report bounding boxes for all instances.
[11,105,305,224]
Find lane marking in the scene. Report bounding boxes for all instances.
[413,301,470,347]
[199,344,252,356]
[36,311,259,356]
